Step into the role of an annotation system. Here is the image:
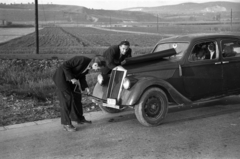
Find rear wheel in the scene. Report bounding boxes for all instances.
[135,87,168,126]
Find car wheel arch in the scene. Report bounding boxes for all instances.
[126,78,177,106]
[135,85,174,106]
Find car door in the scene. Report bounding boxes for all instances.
[221,38,240,94]
[182,40,223,101]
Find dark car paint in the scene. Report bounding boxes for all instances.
[179,36,240,100]
[120,75,191,106]
[220,38,240,94]
[93,59,190,106]
[222,58,240,94]
[101,57,190,106]
[93,33,240,108]
[125,60,179,74]
[157,34,239,95]
[182,60,223,100]
[122,48,176,66]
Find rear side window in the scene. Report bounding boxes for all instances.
[221,39,240,58]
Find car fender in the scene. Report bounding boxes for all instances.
[121,76,192,106]
[92,83,108,100]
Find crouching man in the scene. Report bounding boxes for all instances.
[52,55,105,132]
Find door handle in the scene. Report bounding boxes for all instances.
[215,62,221,65]
[222,61,229,64]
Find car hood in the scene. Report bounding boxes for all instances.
[122,48,179,74]
[122,48,176,66]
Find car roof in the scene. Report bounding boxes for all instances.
[158,33,240,43]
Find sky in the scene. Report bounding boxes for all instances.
[0,0,239,10]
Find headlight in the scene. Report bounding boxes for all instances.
[97,74,103,85]
[123,77,130,90]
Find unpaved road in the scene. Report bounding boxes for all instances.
[1,96,240,159]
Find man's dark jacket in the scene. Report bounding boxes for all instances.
[52,56,91,91]
[103,45,132,70]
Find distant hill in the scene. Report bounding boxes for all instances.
[123,2,240,14]
[0,4,157,23]
[0,1,239,24]
[123,1,240,22]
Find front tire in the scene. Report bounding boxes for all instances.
[135,87,168,126]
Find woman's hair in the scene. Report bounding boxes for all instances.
[90,55,106,67]
[119,40,130,46]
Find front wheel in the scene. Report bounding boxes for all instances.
[135,87,168,126]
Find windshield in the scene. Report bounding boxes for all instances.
[152,42,189,61]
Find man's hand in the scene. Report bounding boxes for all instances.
[71,79,80,86]
[121,60,126,65]
[85,88,90,95]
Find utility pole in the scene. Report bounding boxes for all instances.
[54,14,55,26]
[231,9,232,30]
[157,14,159,33]
[109,16,111,30]
[35,0,39,54]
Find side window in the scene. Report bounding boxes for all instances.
[189,41,219,62]
[221,39,240,58]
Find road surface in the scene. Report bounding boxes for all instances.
[1,96,240,159]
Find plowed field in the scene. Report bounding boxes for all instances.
[0,27,165,55]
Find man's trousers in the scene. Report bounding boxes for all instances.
[57,89,85,125]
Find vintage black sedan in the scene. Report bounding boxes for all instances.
[92,33,240,126]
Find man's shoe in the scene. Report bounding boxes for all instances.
[78,119,92,124]
[63,125,77,132]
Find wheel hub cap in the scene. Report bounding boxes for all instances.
[144,97,161,117]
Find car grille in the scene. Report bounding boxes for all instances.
[106,67,127,100]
